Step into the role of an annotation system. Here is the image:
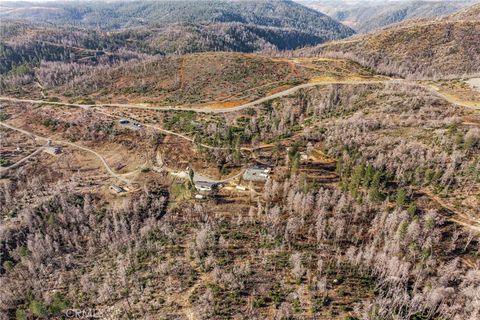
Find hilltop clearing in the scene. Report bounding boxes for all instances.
[2,53,383,107]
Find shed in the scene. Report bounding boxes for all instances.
[119,119,142,130]
[43,146,62,155]
[194,180,217,193]
[109,185,126,194]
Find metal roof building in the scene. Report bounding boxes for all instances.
[109,185,126,194]
[194,181,218,193]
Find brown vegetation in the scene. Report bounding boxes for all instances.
[1,3,480,319]
[298,4,480,79]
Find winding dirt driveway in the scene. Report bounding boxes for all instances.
[1,78,478,186]
[0,122,131,184]
[0,143,49,174]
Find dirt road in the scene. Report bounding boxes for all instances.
[0,122,131,184]
[2,78,477,163]
[0,80,390,114]
[0,143,49,174]
[420,188,480,234]
[156,149,244,184]
[0,96,91,109]
[1,79,478,115]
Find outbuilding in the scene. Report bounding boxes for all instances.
[43,146,62,156]
[119,119,142,130]
[194,180,217,193]
[109,185,126,194]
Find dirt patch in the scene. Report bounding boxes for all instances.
[266,85,293,96]
[200,100,248,110]
[0,127,41,165]
[467,78,480,91]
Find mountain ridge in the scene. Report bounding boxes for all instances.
[298,2,480,78]
[298,0,476,33]
[0,0,355,40]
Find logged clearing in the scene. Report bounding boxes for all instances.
[45,54,384,108]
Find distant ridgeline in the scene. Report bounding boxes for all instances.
[299,0,476,33]
[298,3,480,79]
[0,0,354,53]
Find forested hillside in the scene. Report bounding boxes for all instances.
[1,21,329,57]
[299,3,480,78]
[0,0,356,77]
[1,1,479,319]
[298,0,475,33]
[0,0,354,39]
[47,53,307,105]
[1,81,479,319]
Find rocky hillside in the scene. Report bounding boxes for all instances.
[299,3,480,78]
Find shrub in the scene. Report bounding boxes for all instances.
[29,299,47,317]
